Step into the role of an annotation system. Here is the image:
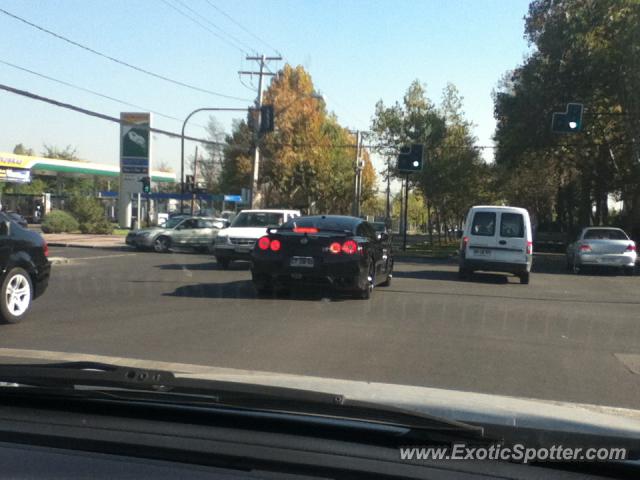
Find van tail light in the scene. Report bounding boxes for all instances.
[579,244,592,252]
[270,239,281,252]
[526,241,533,255]
[257,236,271,250]
[626,243,636,252]
[43,242,49,257]
[462,236,469,249]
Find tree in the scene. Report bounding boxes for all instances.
[217,119,253,195]
[13,144,34,156]
[42,145,80,161]
[493,0,640,239]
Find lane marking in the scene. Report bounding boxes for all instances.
[66,253,137,261]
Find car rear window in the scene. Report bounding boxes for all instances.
[500,213,524,238]
[280,216,355,233]
[471,212,496,236]
[584,229,628,240]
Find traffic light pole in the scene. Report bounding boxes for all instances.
[403,173,409,251]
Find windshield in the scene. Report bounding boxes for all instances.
[230,212,284,228]
[1,0,639,457]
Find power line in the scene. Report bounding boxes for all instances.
[0,82,225,147]
[0,7,251,102]
[203,0,281,55]
[159,0,252,55]
[0,59,208,130]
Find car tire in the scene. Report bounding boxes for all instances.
[624,266,635,276]
[153,236,171,253]
[572,261,581,274]
[519,272,530,285]
[0,267,33,324]
[217,257,231,270]
[356,259,374,300]
[379,260,393,287]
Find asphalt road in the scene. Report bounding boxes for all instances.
[2,246,639,409]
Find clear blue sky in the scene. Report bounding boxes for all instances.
[0,0,531,182]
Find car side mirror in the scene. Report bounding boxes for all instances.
[0,221,10,236]
[456,230,463,239]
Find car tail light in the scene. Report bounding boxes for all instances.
[294,227,318,233]
[342,240,358,255]
[526,241,533,255]
[626,244,636,252]
[579,244,591,252]
[270,239,281,251]
[43,242,49,257]
[329,242,342,254]
[257,236,270,250]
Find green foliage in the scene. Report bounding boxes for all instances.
[41,210,79,233]
[66,195,111,234]
[493,0,640,237]
[12,144,34,156]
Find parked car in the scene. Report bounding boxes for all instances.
[251,215,393,299]
[213,209,300,269]
[458,205,533,284]
[5,211,28,228]
[0,212,50,323]
[126,216,221,253]
[566,227,636,275]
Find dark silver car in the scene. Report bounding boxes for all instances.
[566,227,637,275]
[126,216,221,253]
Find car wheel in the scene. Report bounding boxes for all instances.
[153,236,171,253]
[0,267,33,324]
[379,259,393,287]
[217,257,231,270]
[357,259,374,300]
[519,272,530,285]
[572,261,581,274]
[624,266,635,276]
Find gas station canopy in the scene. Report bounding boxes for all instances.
[0,152,176,183]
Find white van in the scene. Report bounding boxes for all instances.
[458,206,533,284]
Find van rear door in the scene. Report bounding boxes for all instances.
[494,211,527,264]
[466,210,498,261]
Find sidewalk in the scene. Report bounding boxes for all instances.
[44,233,128,249]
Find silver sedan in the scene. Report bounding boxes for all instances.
[126,216,221,253]
[566,227,637,275]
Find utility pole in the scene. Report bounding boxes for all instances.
[385,159,391,222]
[352,130,362,217]
[190,145,198,216]
[239,54,281,209]
[403,174,409,251]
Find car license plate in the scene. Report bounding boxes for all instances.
[473,248,491,256]
[290,256,314,268]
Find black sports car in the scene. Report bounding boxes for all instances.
[251,215,393,299]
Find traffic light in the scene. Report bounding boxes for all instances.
[140,176,151,194]
[185,174,195,193]
[397,144,424,173]
[551,103,583,133]
[260,105,274,134]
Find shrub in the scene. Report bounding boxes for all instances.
[79,219,113,234]
[41,210,79,233]
[67,194,104,225]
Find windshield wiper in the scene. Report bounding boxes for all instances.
[0,362,485,442]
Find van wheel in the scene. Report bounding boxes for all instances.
[519,272,530,285]
[458,266,470,280]
[0,267,33,324]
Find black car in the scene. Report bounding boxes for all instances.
[0,212,51,323]
[251,215,393,299]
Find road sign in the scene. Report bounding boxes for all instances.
[551,103,583,133]
[397,144,424,173]
[224,195,242,202]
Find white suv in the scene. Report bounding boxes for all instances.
[212,209,300,269]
